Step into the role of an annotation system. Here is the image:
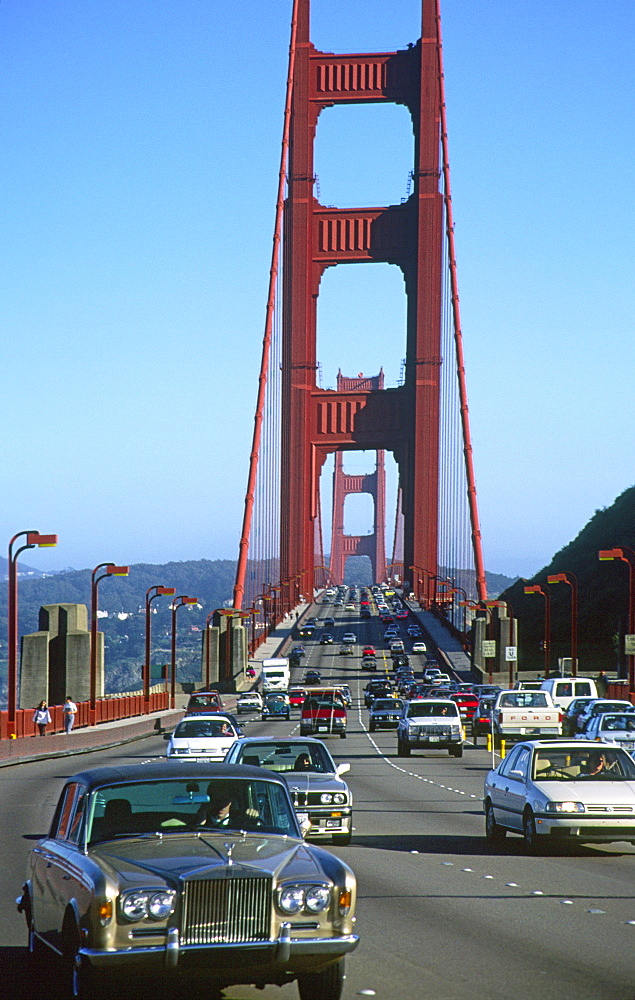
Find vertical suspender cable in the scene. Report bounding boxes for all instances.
[233,0,300,608]
[435,0,487,602]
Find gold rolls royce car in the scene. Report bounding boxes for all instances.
[17,762,358,1000]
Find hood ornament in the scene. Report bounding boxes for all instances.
[224,841,236,866]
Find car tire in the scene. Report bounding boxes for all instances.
[369,721,376,732]
[522,809,544,855]
[297,957,345,1000]
[62,916,101,1000]
[471,728,478,745]
[340,731,347,739]
[485,801,506,845]
[397,738,410,757]
[449,746,463,758]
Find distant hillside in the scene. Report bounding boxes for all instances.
[501,485,635,673]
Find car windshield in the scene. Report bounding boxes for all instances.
[373,699,403,711]
[188,694,220,709]
[87,778,297,844]
[407,702,458,718]
[174,720,234,738]
[236,742,334,773]
[533,748,635,781]
[304,698,342,711]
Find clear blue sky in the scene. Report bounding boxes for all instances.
[2,1,634,579]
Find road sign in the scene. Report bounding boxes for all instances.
[624,635,635,655]
[505,646,517,661]
[482,640,496,658]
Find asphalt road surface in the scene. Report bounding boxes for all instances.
[2,597,635,1000]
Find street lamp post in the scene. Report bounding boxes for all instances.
[7,531,58,736]
[203,612,215,689]
[524,584,551,678]
[547,572,578,677]
[145,586,176,713]
[243,607,258,657]
[599,548,635,690]
[90,563,129,724]
[170,596,198,709]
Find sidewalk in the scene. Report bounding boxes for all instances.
[0,603,309,769]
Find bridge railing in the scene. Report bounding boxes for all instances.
[0,687,169,740]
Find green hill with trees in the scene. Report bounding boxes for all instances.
[501,485,635,675]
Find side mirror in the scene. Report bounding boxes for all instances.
[336,763,350,776]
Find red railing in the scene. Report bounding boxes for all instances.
[0,690,169,740]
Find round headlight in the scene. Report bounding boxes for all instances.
[121,892,149,921]
[279,887,305,913]
[305,885,330,912]
[148,892,175,920]
[333,793,346,805]
[320,793,333,804]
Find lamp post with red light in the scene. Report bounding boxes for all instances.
[547,572,578,677]
[90,563,129,724]
[7,531,58,736]
[524,584,551,678]
[599,548,635,691]
[145,586,176,712]
[170,596,198,709]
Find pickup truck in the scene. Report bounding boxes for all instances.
[492,690,561,742]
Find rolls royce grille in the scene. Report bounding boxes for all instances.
[181,876,272,945]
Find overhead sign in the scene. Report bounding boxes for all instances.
[482,640,496,658]
[505,646,517,661]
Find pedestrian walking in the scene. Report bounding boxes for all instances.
[63,696,78,734]
[597,671,609,697]
[33,700,51,736]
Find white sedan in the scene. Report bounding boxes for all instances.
[236,691,263,713]
[166,714,239,760]
[484,739,635,852]
[412,641,427,654]
[581,712,635,753]
[341,632,357,644]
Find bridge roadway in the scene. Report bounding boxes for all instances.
[1,595,634,1000]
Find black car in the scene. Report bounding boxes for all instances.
[304,669,321,685]
[369,698,404,731]
[364,680,393,708]
[320,632,334,644]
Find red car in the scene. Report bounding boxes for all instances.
[362,645,376,657]
[288,686,307,706]
[300,690,347,738]
[450,693,479,722]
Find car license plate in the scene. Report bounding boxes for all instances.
[296,812,309,825]
[428,736,439,742]
[318,726,328,732]
[326,819,340,829]
[622,741,635,749]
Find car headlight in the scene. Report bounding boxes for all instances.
[320,793,333,804]
[544,801,585,813]
[333,792,347,805]
[305,886,331,912]
[279,887,305,913]
[121,890,176,922]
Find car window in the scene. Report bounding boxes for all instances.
[407,702,458,718]
[508,746,531,781]
[87,778,298,843]
[498,692,549,708]
[603,714,635,732]
[554,682,572,697]
[533,747,635,780]
[55,783,80,839]
[574,682,593,697]
[175,720,234,738]
[498,746,522,776]
[67,788,88,844]
[237,742,333,773]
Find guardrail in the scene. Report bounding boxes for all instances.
[0,688,170,740]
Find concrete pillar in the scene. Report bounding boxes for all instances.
[19,632,50,709]
[19,603,101,708]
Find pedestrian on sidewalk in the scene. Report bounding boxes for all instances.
[63,696,78,734]
[33,700,51,736]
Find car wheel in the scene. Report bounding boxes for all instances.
[471,728,478,745]
[62,919,100,999]
[297,957,345,1000]
[369,721,376,732]
[485,801,506,845]
[331,832,352,846]
[523,810,543,854]
[339,731,347,739]
[450,745,463,758]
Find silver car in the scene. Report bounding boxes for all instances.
[580,712,635,753]
[484,739,635,852]
[225,737,353,845]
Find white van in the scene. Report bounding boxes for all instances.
[540,676,598,711]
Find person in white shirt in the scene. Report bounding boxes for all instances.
[63,696,77,734]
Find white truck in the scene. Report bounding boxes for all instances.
[261,657,290,694]
[492,689,561,742]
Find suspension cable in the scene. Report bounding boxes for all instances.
[233,0,300,608]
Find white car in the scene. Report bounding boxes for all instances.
[580,712,635,753]
[412,641,427,654]
[166,714,239,760]
[341,632,356,644]
[484,739,635,852]
[236,691,263,714]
